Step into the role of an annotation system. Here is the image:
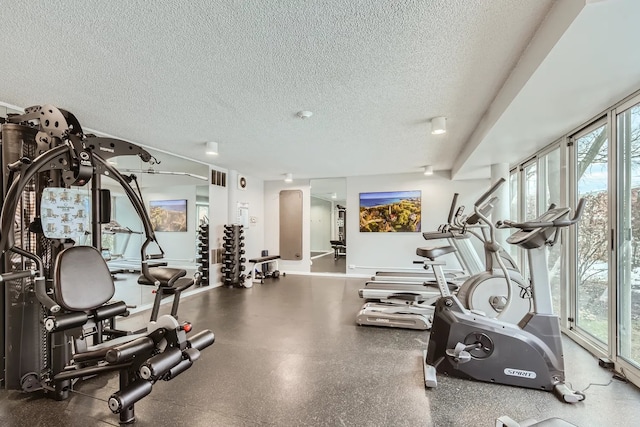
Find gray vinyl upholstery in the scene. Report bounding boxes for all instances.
[54,246,115,311]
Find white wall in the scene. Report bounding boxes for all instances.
[226,170,265,264]
[209,167,229,287]
[345,172,490,275]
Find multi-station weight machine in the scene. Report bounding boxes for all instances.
[0,104,214,423]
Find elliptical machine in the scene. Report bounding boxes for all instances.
[423,198,586,403]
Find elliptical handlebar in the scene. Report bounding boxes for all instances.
[475,178,505,208]
[497,198,586,231]
[447,193,459,224]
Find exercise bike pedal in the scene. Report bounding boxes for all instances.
[553,383,586,403]
[422,350,438,388]
[445,342,478,364]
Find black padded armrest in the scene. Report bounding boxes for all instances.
[94,301,129,321]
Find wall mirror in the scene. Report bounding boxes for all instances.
[309,178,347,274]
[102,149,209,308]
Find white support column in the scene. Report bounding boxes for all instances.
[491,163,510,244]
[228,170,239,223]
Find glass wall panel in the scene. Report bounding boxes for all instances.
[575,123,609,346]
[508,170,519,260]
[617,102,640,367]
[524,163,537,220]
[540,148,562,315]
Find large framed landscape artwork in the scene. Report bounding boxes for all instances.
[359,191,421,232]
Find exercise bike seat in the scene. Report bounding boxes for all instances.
[416,245,456,261]
[138,267,193,291]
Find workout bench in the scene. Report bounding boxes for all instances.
[248,255,284,284]
[330,240,346,260]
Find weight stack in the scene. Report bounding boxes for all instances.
[220,224,246,287]
[196,222,209,286]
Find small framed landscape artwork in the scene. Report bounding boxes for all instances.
[150,199,188,232]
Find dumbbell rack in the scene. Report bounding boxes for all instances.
[196,222,209,286]
[221,224,246,287]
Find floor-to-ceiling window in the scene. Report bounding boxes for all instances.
[510,146,563,315]
[572,120,610,348]
[508,170,519,261]
[616,97,640,370]
[509,89,640,389]
[539,146,563,316]
[524,161,538,221]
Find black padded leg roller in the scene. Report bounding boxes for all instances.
[105,337,155,363]
[109,380,152,415]
[188,330,215,350]
[139,347,182,380]
[164,359,193,380]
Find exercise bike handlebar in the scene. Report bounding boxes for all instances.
[497,198,586,230]
[474,177,505,208]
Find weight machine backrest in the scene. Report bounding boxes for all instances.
[54,245,115,311]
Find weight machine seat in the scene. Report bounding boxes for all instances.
[416,245,456,261]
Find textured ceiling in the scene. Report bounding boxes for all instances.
[0,0,555,181]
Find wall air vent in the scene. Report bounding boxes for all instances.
[211,170,226,187]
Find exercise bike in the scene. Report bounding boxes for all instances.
[423,199,586,404]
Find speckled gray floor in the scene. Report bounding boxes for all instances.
[1,274,639,426]
[310,252,346,274]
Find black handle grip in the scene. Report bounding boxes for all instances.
[475,178,506,207]
[0,269,36,282]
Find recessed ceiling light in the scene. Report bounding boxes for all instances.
[297,111,313,119]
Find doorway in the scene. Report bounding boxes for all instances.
[309,178,346,274]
